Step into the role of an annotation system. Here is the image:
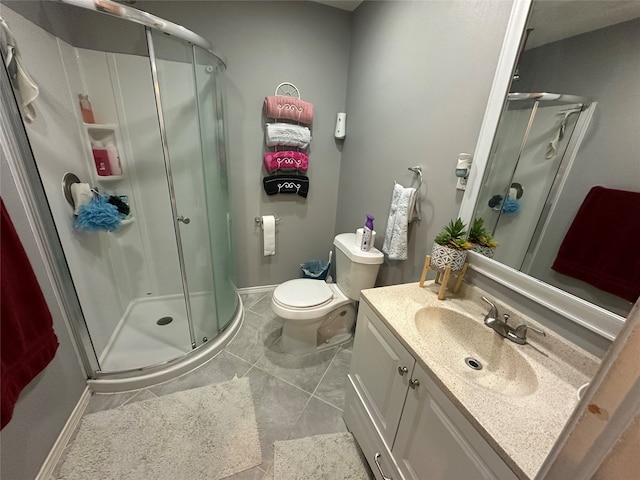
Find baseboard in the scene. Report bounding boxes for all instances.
[36,386,91,480]
[237,284,278,295]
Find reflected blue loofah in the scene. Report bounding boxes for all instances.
[502,198,520,215]
[75,196,124,232]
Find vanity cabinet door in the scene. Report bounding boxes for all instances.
[349,300,416,448]
[393,364,518,480]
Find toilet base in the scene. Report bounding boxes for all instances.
[281,303,356,355]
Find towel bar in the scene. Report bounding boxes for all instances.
[255,216,282,227]
[408,166,423,221]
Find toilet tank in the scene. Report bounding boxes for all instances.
[333,233,384,301]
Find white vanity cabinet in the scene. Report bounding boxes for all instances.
[344,299,519,480]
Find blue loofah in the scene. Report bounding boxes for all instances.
[502,198,520,215]
[75,195,124,232]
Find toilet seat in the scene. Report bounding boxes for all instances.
[272,281,350,321]
[273,278,333,308]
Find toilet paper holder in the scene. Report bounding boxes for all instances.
[255,216,282,228]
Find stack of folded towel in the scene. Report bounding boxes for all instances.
[262,94,314,198]
[263,96,314,125]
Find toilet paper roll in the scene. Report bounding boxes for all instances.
[355,228,376,248]
[262,215,276,256]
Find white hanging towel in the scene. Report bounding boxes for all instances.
[382,184,417,261]
[0,16,39,122]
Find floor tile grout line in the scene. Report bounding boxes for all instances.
[255,344,340,397]
[309,392,344,412]
[249,364,318,399]
[286,394,316,441]
[309,346,341,398]
[221,349,256,373]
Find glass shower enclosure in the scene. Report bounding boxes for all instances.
[1,0,240,390]
[474,92,589,271]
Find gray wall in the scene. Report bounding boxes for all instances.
[335,0,513,286]
[520,18,640,316]
[0,156,86,479]
[141,1,352,288]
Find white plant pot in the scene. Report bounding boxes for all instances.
[471,243,495,259]
[430,243,468,273]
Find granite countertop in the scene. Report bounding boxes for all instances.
[360,281,600,480]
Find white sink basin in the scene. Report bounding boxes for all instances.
[414,307,538,397]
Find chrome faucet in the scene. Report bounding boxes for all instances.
[481,296,546,345]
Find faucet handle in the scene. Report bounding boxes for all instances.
[481,296,499,322]
[481,296,496,310]
[527,325,546,337]
[503,313,510,325]
[514,323,546,340]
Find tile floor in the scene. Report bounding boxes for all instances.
[55,290,369,480]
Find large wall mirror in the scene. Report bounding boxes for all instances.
[460,0,640,340]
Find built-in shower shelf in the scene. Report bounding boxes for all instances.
[84,122,117,131]
[96,175,125,182]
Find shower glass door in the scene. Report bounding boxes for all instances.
[475,99,582,270]
[149,30,218,347]
[193,45,238,333]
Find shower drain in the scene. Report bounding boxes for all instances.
[464,357,483,371]
[157,316,173,326]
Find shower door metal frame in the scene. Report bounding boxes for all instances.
[520,101,596,273]
[0,60,99,378]
[146,27,197,349]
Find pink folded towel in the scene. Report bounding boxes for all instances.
[264,151,309,173]
[264,96,314,125]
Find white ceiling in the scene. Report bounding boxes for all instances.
[526,0,640,49]
[311,0,639,48]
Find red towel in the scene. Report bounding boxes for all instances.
[1,199,59,429]
[552,186,640,303]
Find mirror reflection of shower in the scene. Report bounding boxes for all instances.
[475,92,591,271]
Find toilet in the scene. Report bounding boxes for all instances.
[272,233,384,354]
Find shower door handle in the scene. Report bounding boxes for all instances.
[177,215,191,225]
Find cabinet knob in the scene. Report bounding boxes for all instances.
[397,366,408,376]
[409,379,420,389]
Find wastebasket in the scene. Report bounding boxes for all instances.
[300,251,332,281]
[300,260,330,280]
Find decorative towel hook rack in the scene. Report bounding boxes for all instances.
[275,82,300,99]
[255,216,282,227]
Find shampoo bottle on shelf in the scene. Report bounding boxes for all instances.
[105,141,122,175]
[91,140,111,176]
[78,94,95,124]
[360,214,374,252]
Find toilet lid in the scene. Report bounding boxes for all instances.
[274,279,333,308]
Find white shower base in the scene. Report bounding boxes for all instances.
[99,292,217,373]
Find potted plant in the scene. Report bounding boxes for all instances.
[431,218,472,272]
[468,217,498,259]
